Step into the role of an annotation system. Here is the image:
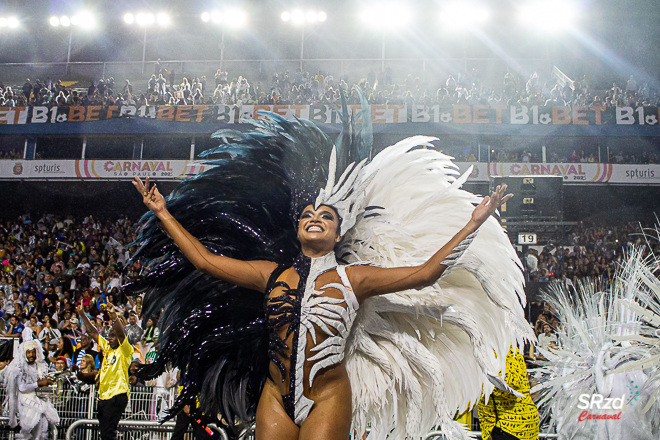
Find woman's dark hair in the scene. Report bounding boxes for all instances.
[56,337,74,358]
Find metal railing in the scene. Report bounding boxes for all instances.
[65,420,229,440]
[423,432,558,439]
[0,385,215,440]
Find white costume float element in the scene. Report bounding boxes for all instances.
[3,330,59,440]
[532,243,660,440]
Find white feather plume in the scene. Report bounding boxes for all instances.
[340,136,533,439]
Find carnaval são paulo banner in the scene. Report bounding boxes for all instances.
[1,104,660,125]
[1,160,208,179]
[3,160,660,184]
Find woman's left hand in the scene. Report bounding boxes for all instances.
[470,184,513,227]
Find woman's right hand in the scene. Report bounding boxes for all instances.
[133,176,167,216]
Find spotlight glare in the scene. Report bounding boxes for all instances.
[0,18,7,28]
[71,16,80,26]
[519,1,577,32]
[77,12,95,28]
[8,17,18,28]
[60,16,71,27]
[201,12,210,22]
[49,16,60,26]
[306,11,317,22]
[136,13,155,26]
[291,9,304,24]
[439,3,489,30]
[281,11,291,22]
[361,4,412,27]
[318,11,327,22]
[156,12,170,26]
[211,11,222,23]
[124,13,135,24]
[226,9,246,27]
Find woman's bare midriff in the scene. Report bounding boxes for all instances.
[256,267,353,440]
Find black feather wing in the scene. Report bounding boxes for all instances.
[125,114,333,427]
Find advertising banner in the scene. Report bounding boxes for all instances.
[1,104,659,126]
[488,162,613,183]
[1,160,208,179]
[0,104,407,125]
[3,160,660,184]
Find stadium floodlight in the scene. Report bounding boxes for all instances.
[70,12,95,29]
[439,3,489,30]
[201,9,246,27]
[156,13,170,26]
[280,10,326,70]
[291,10,305,24]
[60,16,71,27]
[136,13,155,26]
[360,3,413,28]
[0,17,18,28]
[519,1,578,31]
[124,11,171,74]
[225,9,246,27]
[211,11,222,22]
[49,16,60,26]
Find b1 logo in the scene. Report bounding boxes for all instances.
[577,394,625,422]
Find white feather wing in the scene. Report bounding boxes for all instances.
[341,136,533,439]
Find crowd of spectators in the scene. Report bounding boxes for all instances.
[522,222,657,285]
[2,65,659,110]
[0,213,158,380]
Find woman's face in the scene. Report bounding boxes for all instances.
[297,204,340,250]
[147,318,153,327]
[57,338,63,350]
[80,358,87,369]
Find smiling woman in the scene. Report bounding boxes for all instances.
[130,93,532,440]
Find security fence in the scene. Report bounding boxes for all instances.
[0,383,559,440]
[0,384,188,440]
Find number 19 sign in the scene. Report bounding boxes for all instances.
[518,233,537,245]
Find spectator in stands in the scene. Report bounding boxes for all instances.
[73,333,99,370]
[54,356,68,372]
[78,302,132,440]
[537,323,558,350]
[142,317,158,346]
[122,80,133,97]
[22,79,32,100]
[49,336,74,368]
[3,315,24,337]
[124,313,144,345]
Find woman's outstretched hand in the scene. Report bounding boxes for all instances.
[470,184,513,227]
[133,176,167,216]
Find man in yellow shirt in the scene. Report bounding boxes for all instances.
[77,302,133,440]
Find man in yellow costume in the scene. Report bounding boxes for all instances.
[478,346,539,440]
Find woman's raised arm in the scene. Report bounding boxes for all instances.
[348,185,512,302]
[133,177,277,292]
